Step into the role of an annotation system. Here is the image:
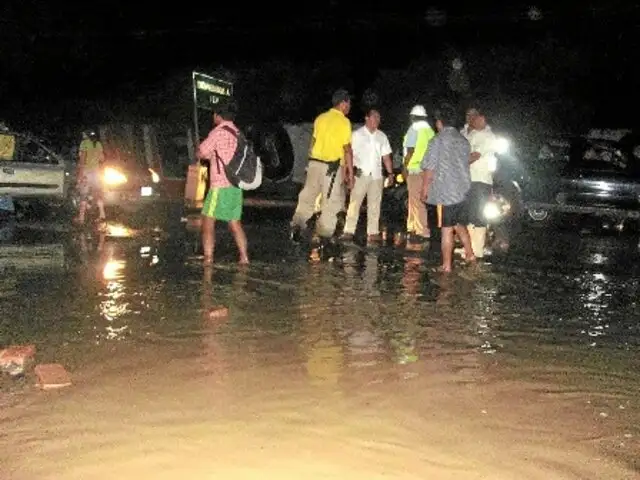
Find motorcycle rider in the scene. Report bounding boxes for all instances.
[402,105,435,243]
[74,129,107,228]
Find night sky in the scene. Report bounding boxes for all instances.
[1,1,638,129]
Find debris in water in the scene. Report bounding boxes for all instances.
[34,364,72,390]
[208,306,229,319]
[0,344,36,377]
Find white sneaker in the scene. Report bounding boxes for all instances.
[454,247,466,258]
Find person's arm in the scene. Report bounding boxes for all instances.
[420,137,439,202]
[403,128,417,168]
[198,130,218,162]
[308,118,319,157]
[97,142,105,166]
[380,133,394,182]
[342,120,354,189]
[76,142,87,184]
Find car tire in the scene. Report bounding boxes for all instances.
[526,208,550,222]
[249,123,295,183]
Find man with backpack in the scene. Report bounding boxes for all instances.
[197,100,251,266]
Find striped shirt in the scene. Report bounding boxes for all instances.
[420,126,471,206]
[198,120,238,188]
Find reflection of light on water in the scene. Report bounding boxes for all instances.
[103,260,125,280]
[106,223,134,238]
[98,259,130,341]
[579,272,612,346]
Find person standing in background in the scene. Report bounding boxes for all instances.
[74,130,106,228]
[402,105,435,244]
[290,89,354,244]
[342,107,394,244]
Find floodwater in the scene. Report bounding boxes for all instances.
[1,210,639,479]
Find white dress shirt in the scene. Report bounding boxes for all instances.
[352,126,392,180]
[468,126,498,185]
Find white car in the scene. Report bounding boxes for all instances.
[0,126,68,205]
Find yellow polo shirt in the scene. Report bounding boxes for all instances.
[310,108,351,163]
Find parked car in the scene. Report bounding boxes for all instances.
[0,124,70,210]
[520,132,640,226]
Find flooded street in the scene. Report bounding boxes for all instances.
[1,210,639,479]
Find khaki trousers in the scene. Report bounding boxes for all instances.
[292,160,345,238]
[344,174,384,236]
[406,173,429,236]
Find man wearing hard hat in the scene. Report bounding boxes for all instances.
[402,105,435,243]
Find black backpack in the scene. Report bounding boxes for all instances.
[214,126,263,191]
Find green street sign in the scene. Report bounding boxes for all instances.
[192,71,233,110]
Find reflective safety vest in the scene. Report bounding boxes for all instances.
[403,124,435,172]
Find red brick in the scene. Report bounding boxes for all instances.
[208,306,229,319]
[34,364,72,390]
[0,345,36,368]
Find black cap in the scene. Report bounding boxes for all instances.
[332,89,351,106]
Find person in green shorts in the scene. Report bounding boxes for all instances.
[197,101,249,266]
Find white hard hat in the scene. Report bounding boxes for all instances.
[410,105,427,117]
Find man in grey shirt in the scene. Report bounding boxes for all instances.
[420,105,476,272]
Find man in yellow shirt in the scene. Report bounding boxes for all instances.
[74,130,106,226]
[290,89,354,242]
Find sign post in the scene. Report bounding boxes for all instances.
[186,71,234,205]
[191,71,234,146]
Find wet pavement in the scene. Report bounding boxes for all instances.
[1,209,639,479]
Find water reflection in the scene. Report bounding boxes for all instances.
[1,219,640,477]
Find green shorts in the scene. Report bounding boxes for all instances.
[202,186,243,221]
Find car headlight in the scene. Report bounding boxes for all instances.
[149,168,160,183]
[103,167,127,186]
[495,137,509,155]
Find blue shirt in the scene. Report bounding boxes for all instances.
[420,127,471,206]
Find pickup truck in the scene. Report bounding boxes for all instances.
[521,132,640,226]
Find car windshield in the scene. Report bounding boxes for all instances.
[568,138,632,173]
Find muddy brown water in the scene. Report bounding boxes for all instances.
[1,216,639,479]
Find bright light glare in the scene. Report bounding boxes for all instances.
[103,167,127,186]
[103,260,125,280]
[149,168,160,183]
[483,201,501,221]
[395,173,405,184]
[495,137,509,155]
[106,223,133,238]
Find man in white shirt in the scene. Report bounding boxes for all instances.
[342,108,394,243]
[460,107,479,139]
[466,112,498,258]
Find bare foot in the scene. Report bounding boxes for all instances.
[238,257,250,266]
[203,256,213,266]
[435,265,452,273]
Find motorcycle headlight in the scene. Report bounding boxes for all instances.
[103,167,127,186]
[483,201,502,221]
[495,137,510,155]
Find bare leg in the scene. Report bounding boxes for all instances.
[201,216,216,265]
[76,201,88,224]
[96,198,106,220]
[228,220,249,265]
[453,224,476,264]
[440,226,455,272]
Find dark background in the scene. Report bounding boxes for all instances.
[1,1,638,141]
